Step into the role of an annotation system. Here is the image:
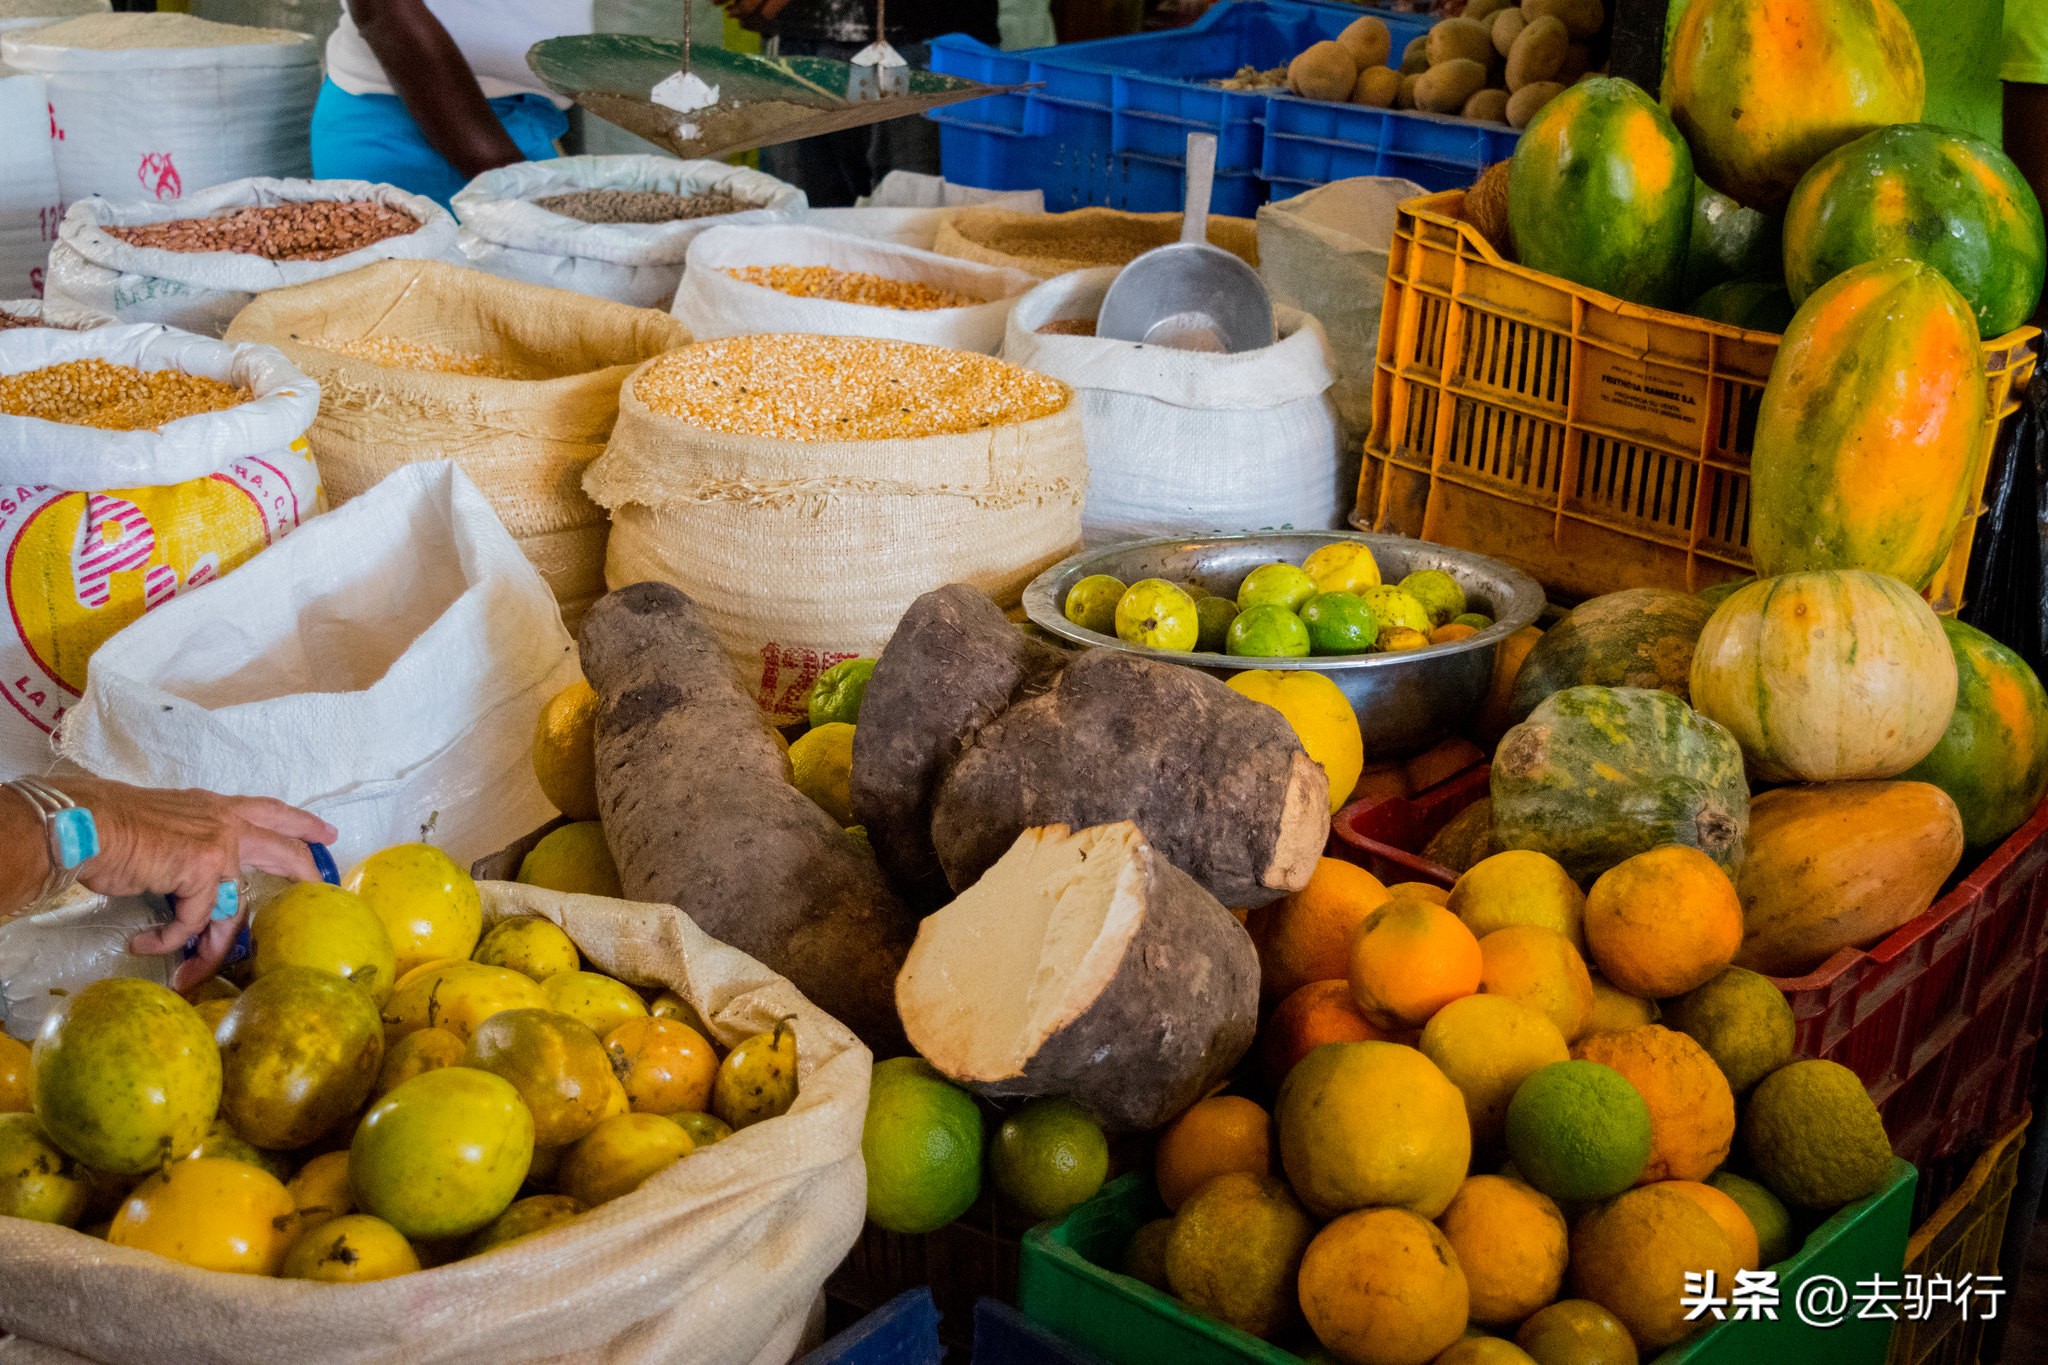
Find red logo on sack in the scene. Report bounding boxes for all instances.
[138,152,181,201]
[757,643,858,719]
[46,102,62,141]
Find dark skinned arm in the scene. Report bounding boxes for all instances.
[2008,82,2048,324]
[345,0,526,179]
[715,0,802,34]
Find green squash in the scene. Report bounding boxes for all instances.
[1901,618,2048,847]
[1491,685,1750,884]
[1508,588,1715,724]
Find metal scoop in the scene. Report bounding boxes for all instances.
[1096,133,1277,354]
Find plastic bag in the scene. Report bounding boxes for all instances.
[58,462,581,870]
[453,154,805,308]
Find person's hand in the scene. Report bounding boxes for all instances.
[50,779,336,989]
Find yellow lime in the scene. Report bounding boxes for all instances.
[346,843,484,977]
[31,978,221,1176]
[470,1192,586,1253]
[281,1213,421,1282]
[474,916,582,982]
[351,1067,533,1238]
[807,657,877,727]
[560,1112,693,1206]
[1662,966,1795,1094]
[251,881,398,1005]
[541,970,649,1039]
[517,822,623,899]
[1361,585,1433,634]
[991,1098,1108,1222]
[1116,578,1201,651]
[0,1112,90,1225]
[533,680,602,821]
[1399,569,1467,626]
[790,722,858,824]
[1062,574,1127,635]
[1237,562,1319,613]
[1302,541,1382,595]
[864,1056,982,1234]
[1227,670,1365,811]
[669,1111,733,1146]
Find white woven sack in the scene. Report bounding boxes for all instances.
[1003,267,1347,545]
[1256,176,1420,446]
[0,25,320,205]
[673,222,1038,354]
[59,462,578,870]
[0,878,868,1365]
[0,74,60,299]
[804,170,1044,251]
[0,322,320,779]
[453,155,806,308]
[46,177,460,337]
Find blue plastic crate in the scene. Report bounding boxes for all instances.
[972,1299,1106,1365]
[1262,95,1523,198]
[802,1288,944,1365]
[929,0,1429,214]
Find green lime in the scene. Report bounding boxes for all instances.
[1662,966,1794,1094]
[1225,604,1311,658]
[863,1057,983,1234]
[1299,591,1380,655]
[806,658,877,727]
[991,1098,1108,1222]
[1709,1171,1797,1267]
[1194,597,1240,653]
[1452,612,1494,631]
[1503,1060,1652,1203]
[1360,585,1433,634]
[1115,579,1201,651]
[1063,574,1127,635]
[1399,569,1467,627]
[1236,563,1318,613]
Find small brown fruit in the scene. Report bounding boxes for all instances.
[1463,88,1511,123]
[1466,161,1514,255]
[1464,0,1512,18]
[1426,16,1494,67]
[1506,15,1569,90]
[1491,8,1528,54]
[1352,65,1402,108]
[1506,80,1565,128]
[1288,40,1359,103]
[1400,35,1431,74]
[1336,16,1391,70]
[1415,58,1489,114]
[1396,71,1423,109]
[1521,0,1604,40]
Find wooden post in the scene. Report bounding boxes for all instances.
[1608,0,1669,92]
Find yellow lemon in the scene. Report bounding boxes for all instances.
[542,970,649,1038]
[281,1213,421,1282]
[790,722,858,825]
[1227,670,1364,812]
[1302,540,1383,595]
[534,680,601,821]
[516,822,623,900]
[473,916,582,982]
[346,843,484,977]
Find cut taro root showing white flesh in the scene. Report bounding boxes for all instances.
[896,821,1260,1131]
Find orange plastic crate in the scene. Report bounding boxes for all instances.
[1358,190,2041,611]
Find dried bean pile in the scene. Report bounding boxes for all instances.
[1036,318,1098,337]
[723,265,981,311]
[533,188,755,224]
[312,335,532,379]
[104,202,420,262]
[0,359,248,429]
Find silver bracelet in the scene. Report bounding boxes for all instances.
[6,777,97,908]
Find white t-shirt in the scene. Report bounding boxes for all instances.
[327,0,595,107]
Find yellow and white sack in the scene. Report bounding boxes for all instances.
[0,880,869,1365]
[0,323,319,778]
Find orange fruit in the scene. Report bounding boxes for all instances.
[1478,926,1594,1042]
[1584,845,1744,998]
[1572,1025,1735,1185]
[1389,881,1450,907]
[1255,858,1390,1000]
[1154,1095,1273,1212]
[1261,979,1392,1086]
[1348,900,1482,1030]
[109,1158,295,1275]
[604,1016,718,1116]
[1430,623,1478,645]
[1659,1180,1760,1271]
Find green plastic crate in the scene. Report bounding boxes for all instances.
[1019,1162,1917,1365]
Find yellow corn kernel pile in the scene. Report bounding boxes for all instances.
[314,335,529,379]
[723,265,981,311]
[634,334,1069,441]
[0,359,250,430]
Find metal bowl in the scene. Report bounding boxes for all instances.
[1022,531,1545,757]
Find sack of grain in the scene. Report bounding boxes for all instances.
[0,73,59,299]
[225,258,690,629]
[0,298,111,330]
[0,322,320,778]
[1256,176,1421,447]
[0,877,866,1365]
[46,177,460,338]
[672,223,1038,355]
[934,205,1260,280]
[1003,267,1346,545]
[804,169,1043,251]
[0,12,319,205]
[453,154,805,309]
[59,462,578,869]
[0,0,104,63]
[587,333,1086,724]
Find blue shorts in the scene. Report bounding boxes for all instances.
[310,78,568,207]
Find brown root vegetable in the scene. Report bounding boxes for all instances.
[1522,0,1604,39]
[578,582,915,1048]
[929,649,1329,908]
[1352,65,1402,107]
[1491,8,1528,55]
[1288,40,1359,103]
[1396,71,1423,108]
[1464,0,1512,18]
[1506,15,1568,90]
[1466,160,1514,254]
[1336,15,1391,70]
[1416,58,1489,113]
[1463,88,1511,123]
[1400,35,1431,74]
[850,584,1067,904]
[1426,17,1494,66]
[1506,80,1564,127]
[896,822,1260,1131]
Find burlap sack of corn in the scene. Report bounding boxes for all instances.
[225,259,691,629]
[0,880,870,1365]
[932,205,1260,281]
[586,340,1087,724]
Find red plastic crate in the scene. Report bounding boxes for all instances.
[1328,772,2048,1166]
